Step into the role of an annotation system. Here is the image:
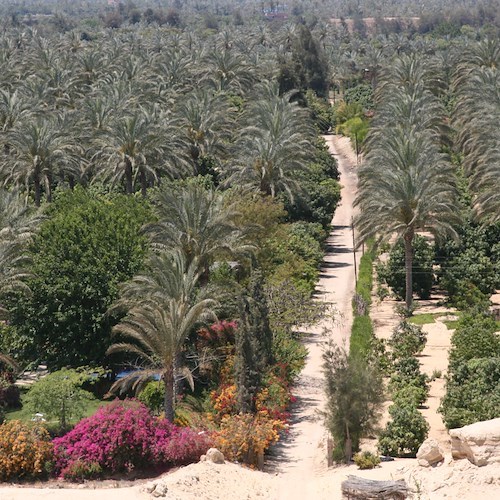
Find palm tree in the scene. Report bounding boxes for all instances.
[453,42,500,222]
[107,251,217,422]
[355,127,459,309]
[176,89,235,175]
[147,183,253,276]
[91,108,189,196]
[1,116,81,206]
[228,83,315,201]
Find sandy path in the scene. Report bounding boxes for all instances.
[269,134,361,499]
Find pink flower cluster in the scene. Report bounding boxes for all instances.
[53,399,212,479]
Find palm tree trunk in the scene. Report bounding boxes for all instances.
[404,229,414,310]
[164,365,175,423]
[139,168,147,198]
[124,157,133,195]
[34,174,41,207]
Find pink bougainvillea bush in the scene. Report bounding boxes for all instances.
[53,399,212,480]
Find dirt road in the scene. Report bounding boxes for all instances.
[270,134,360,499]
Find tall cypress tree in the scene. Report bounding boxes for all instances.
[235,271,273,413]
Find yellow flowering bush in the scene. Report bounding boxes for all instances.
[214,413,284,467]
[0,420,53,481]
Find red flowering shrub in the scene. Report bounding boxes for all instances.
[53,400,212,480]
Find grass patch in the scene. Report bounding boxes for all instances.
[5,393,111,425]
[443,320,460,330]
[408,313,438,325]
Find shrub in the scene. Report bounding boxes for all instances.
[378,404,429,457]
[389,321,427,359]
[355,251,374,308]
[440,357,500,429]
[60,460,103,481]
[53,400,211,479]
[24,368,96,430]
[392,384,429,408]
[271,330,307,380]
[378,236,434,300]
[448,312,500,372]
[343,84,374,111]
[0,421,53,481]
[354,451,380,469]
[138,380,165,415]
[214,413,284,467]
[350,315,374,360]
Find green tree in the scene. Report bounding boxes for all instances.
[6,188,151,367]
[230,83,315,202]
[91,109,187,196]
[108,251,217,422]
[323,342,384,462]
[448,312,500,372]
[378,403,429,457]
[440,357,500,429]
[24,368,95,430]
[355,128,459,309]
[278,24,329,97]
[235,271,273,413]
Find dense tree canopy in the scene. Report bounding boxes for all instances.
[6,188,152,367]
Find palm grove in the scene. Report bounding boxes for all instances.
[0,0,499,474]
[0,4,343,469]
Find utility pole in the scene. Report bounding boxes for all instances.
[351,217,357,283]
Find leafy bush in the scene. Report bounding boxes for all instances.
[305,90,334,133]
[24,368,96,430]
[388,356,429,407]
[343,84,374,111]
[392,384,429,408]
[390,321,427,359]
[53,400,212,479]
[354,451,380,469]
[440,357,500,429]
[378,404,429,457]
[60,460,103,481]
[0,421,53,481]
[437,220,500,307]
[378,236,434,300]
[448,312,500,372]
[138,380,165,415]
[271,330,307,380]
[214,413,284,467]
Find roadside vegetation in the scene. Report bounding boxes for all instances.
[0,0,499,481]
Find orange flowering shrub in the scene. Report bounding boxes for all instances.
[210,384,238,418]
[0,420,53,481]
[214,413,285,467]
